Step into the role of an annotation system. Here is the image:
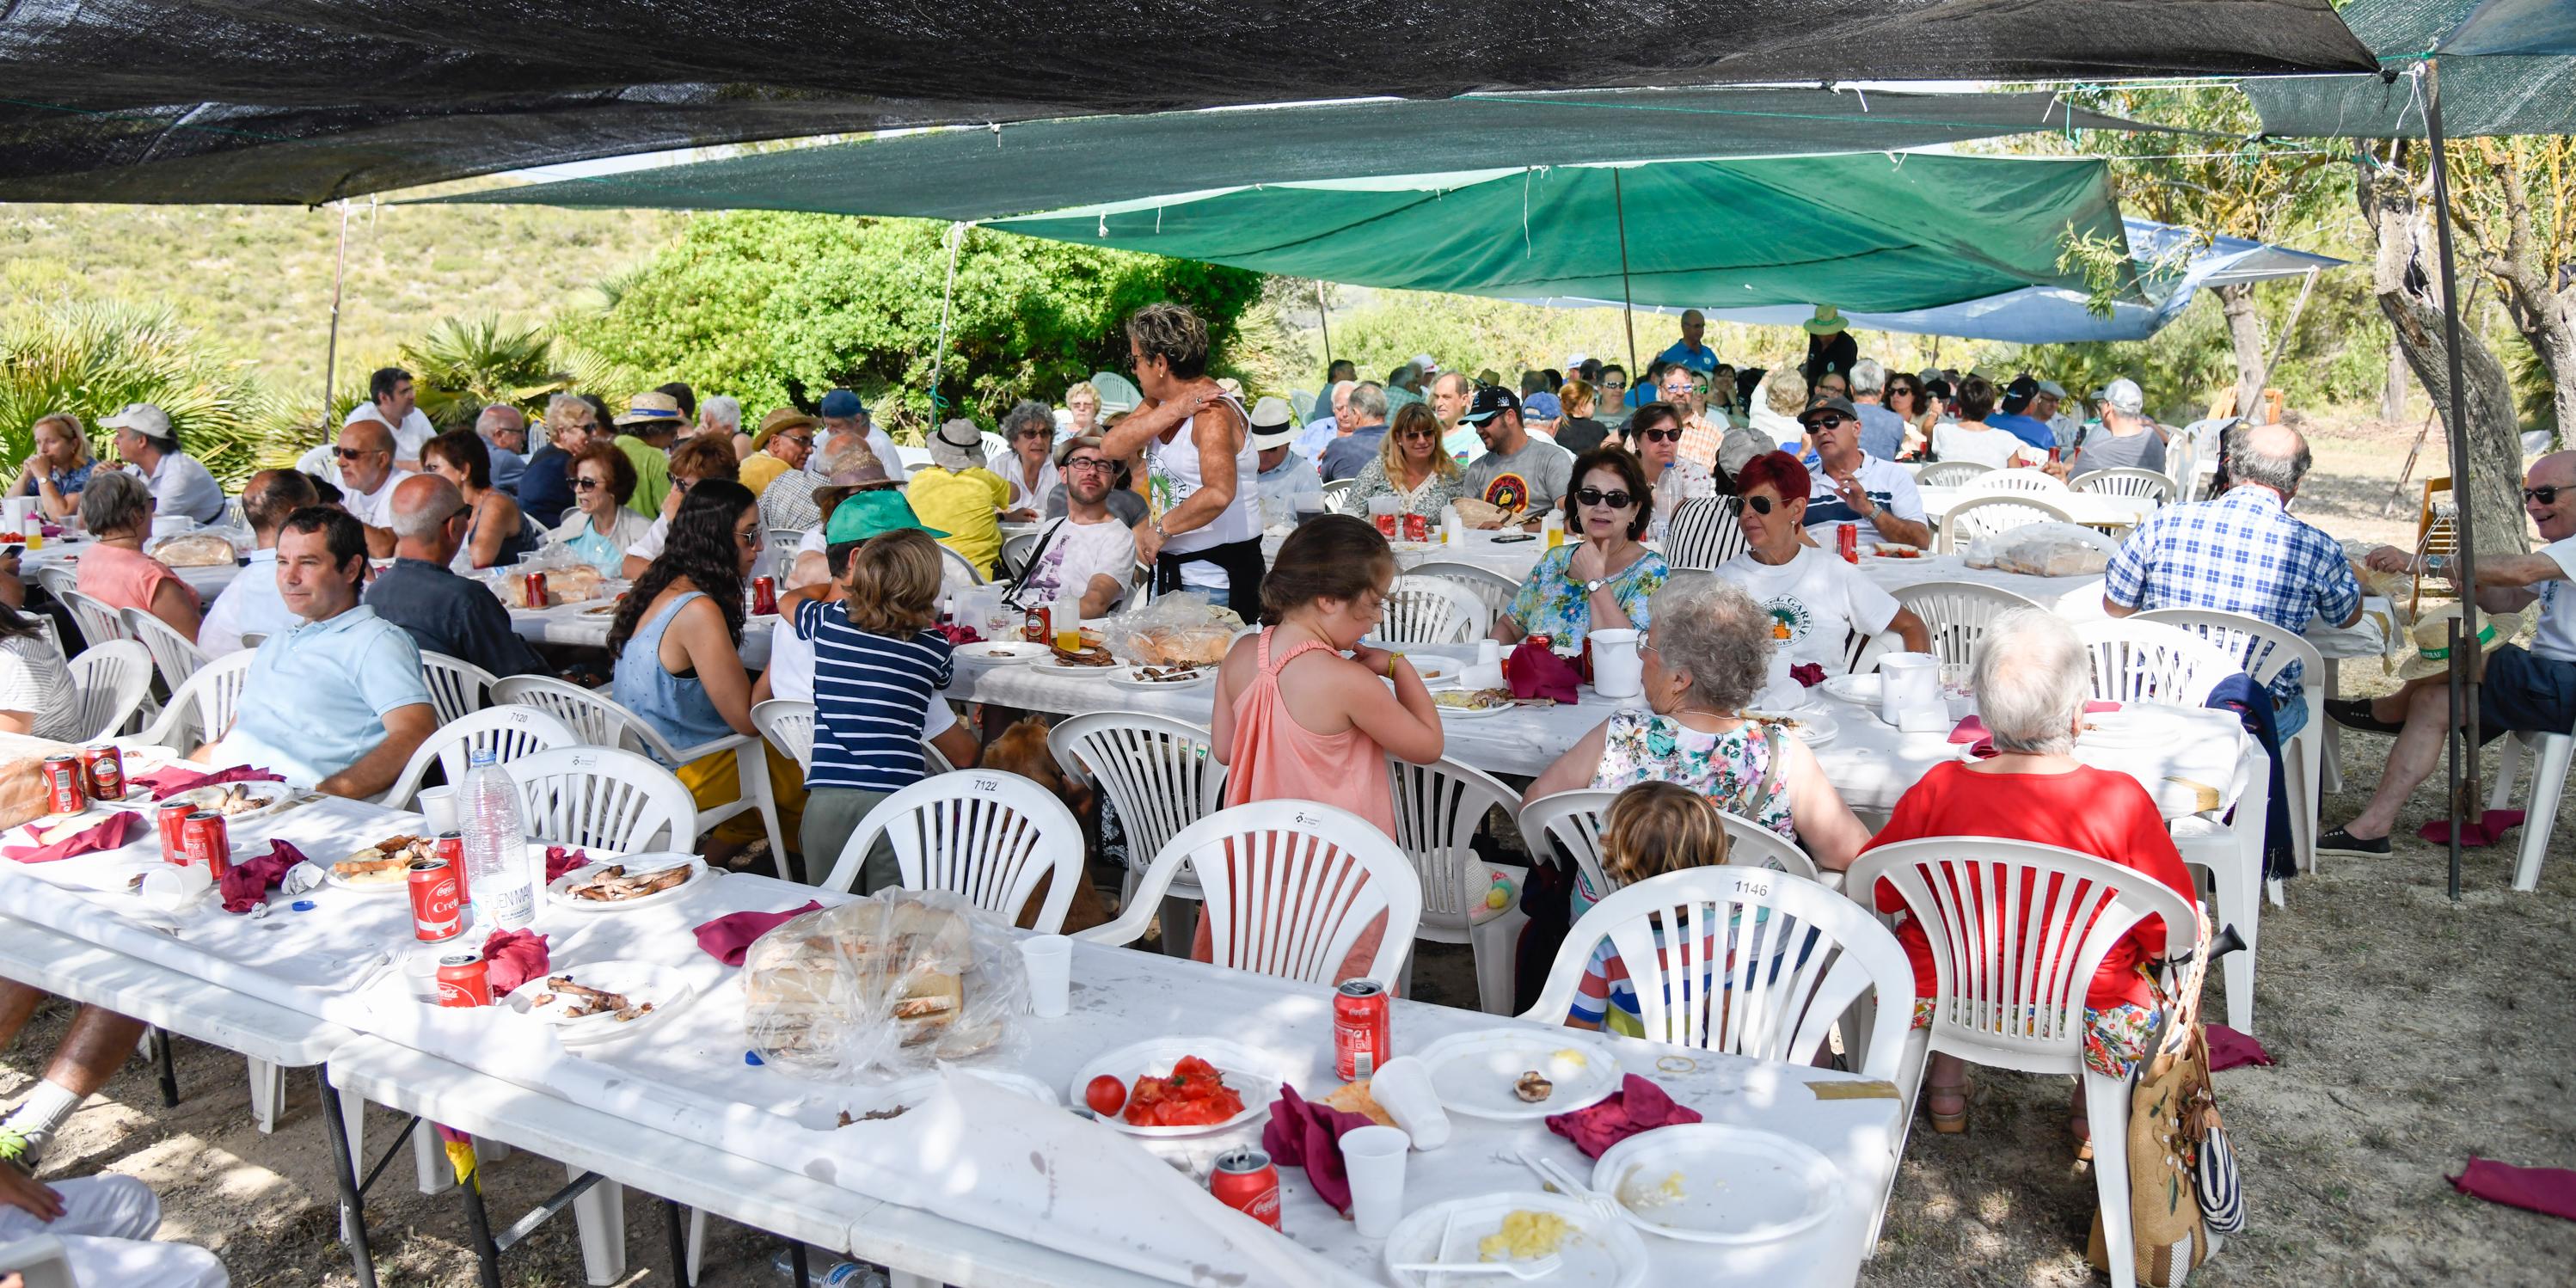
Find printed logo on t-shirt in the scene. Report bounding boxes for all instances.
[1758,597,1814,646]
[1482,473,1531,512]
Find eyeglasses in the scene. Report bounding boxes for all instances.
[1398,429,1438,442]
[778,433,813,448]
[1636,427,1682,444]
[2526,486,2564,505]
[1014,428,1050,439]
[572,476,605,492]
[1065,457,1113,473]
[1574,487,1635,509]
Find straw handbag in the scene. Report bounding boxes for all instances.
[2089,923,2232,1286]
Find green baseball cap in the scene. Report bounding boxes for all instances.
[824,489,946,544]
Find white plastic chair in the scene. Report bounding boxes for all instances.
[2071,467,2175,506]
[123,650,255,751]
[0,1234,73,1288]
[1386,757,1527,1014]
[58,588,131,652]
[923,737,956,776]
[1962,469,2070,496]
[1001,531,1042,580]
[2165,432,2202,504]
[1936,494,2074,553]
[1846,837,2199,1288]
[1887,581,2042,669]
[65,640,154,741]
[119,606,206,693]
[380,704,582,810]
[508,746,700,852]
[1518,788,1621,910]
[1082,800,1424,987]
[417,652,497,727]
[1663,495,1747,569]
[1377,574,1487,644]
[750,697,816,774]
[490,674,782,859]
[1915,460,1992,488]
[1320,477,1359,514]
[2073,618,2238,710]
[1047,712,1227,954]
[2165,739,2272,1033]
[30,564,77,603]
[2137,607,2326,874]
[828,770,1086,933]
[937,543,986,586]
[2487,731,2573,892]
[1404,561,1518,621]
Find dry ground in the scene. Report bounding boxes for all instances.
[9,420,2572,1286]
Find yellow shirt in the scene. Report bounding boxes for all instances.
[905,467,1009,574]
[739,451,794,498]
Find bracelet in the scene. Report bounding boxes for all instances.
[1386,651,1404,678]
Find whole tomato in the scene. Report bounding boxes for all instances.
[1084,1074,1127,1117]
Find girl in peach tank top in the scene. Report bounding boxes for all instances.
[1195,516,1446,984]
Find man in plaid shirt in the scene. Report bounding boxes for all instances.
[2102,421,2364,741]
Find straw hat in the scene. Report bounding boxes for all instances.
[1802,305,1849,336]
[751,408,816,449]
[615,389,686,428]
[2397,603,2527,682]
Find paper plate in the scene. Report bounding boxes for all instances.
[1417,1029,1622,1121]
[1590,1123,1841,1247]
[1436,694,1518,720]
[1406,657,1463,688]
[507,960,695,1046]
[1819,673,1880,707]
[1106,664,1214,691]
[322,865,414,897]
[1383,1190,1648,1288]
[1026,654,1124,676]
[1745,709,1838,749]
[1068,1036,1283,1139]
[544,853,708,912]
[952,641,1051,665]
[158,782,293,820]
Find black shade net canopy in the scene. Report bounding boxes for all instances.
[2,0,2377,205]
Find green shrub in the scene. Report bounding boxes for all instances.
[0,299,279,487]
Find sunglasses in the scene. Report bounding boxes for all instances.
[1636,427,1682,444]
[1744,494,1788,515]
[332,446,378,461]
[1398,429,1438,441]
[1805,414,1849,431]
[572,476,605,491]
[733,527,763,548]
[1574,487,1635,509]
[2526,486,2564,505]
[1014,428,1050,439]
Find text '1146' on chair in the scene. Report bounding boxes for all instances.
[380,704,581,811]
[828,769,1086,934]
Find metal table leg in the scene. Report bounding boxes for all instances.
[316,1065,378,1288]
[665,1199,694,1287]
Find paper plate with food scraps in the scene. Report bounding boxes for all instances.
[1744,708,1837,748]
[1403,656,1463,689]
[1590,1122,1841,1248]
[1417,1029,1622,1121]
[544,853,708,912]
[161,781,293,821]
[1027,645,1123,674]
[951,641,1052,665]
[1435,688,1518,720]
[1107,663,1214,690]
[1068,1036,1285,1139]
[325,835,439,896]
[1383,1191,1647,1288]
[506,960,696,1046]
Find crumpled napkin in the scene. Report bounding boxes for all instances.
[1949,701,2121,755]
[1544,1073,1702,1159]
[1506,641,1580,704]
[220,839,309,914]
[935,623,984,646]
[1790,662,1826,688]
[130,764,287,798]
[2419,809,2524,847]
[3,811,138,863]
[544,845,592,883]
[2450,1157,2576,1222]
[1260,1083,1378,1214]
[694,899,824,966]
[2206,1022,2275,1071]
[481,928,551,997]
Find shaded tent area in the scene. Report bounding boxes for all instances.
[2246,0,2576,137]
[1515,218,2347,343]
[0,0,2377,205]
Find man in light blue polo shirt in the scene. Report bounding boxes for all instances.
[201,506,438,797]
[1654,310,1718,374]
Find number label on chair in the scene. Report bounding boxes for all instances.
[973,776,1000,793]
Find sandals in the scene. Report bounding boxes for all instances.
[1924,1078,1976,1134]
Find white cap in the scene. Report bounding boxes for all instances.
[99,402,172,439]
[2036,378,2070,399]
[1565,353,1591,370]
[2096,378,2144,415]
[1410,353,1438,374]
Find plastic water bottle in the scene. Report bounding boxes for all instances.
[769,1248,885,1286]
[460,749,534,930]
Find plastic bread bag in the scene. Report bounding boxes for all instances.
[476,544,614,608]
[741,888,1029,1081]
[1989,522,2115,579]
[1101,589,1244,666]
[1961,531,2003,570]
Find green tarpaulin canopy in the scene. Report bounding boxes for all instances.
[2246,0,2576,137]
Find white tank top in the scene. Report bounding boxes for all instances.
[1149,393,1260,556]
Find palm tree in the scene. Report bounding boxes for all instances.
[0,299,276,486]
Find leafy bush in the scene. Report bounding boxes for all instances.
[0,299,279,486]
[396,315,641,429]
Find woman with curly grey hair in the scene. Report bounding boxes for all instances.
[1524,572,1868,914]
[989,398,1061,521]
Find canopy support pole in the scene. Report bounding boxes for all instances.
[2426,57,2478,903]
[929,222,968,420]
[1315,282,1334,368]
[2248,267,2321,415]
[320,199,350,438]
[1612,169,1639,378]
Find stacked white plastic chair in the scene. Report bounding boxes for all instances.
[1385,757,1526,1013]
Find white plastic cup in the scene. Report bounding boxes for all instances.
[1475,638,1503,666]
[1340,1125,1410,1237]
[1019,935,1072,1018]
[138,863,212,914]
[1589,627,1642,698]
[1,498,31,531]
[1365,1056,1451,1151]
[417,786,459,836]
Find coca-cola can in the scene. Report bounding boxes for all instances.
[751,575,779,616]
[1374,511,1399,540]
[1208,1148,1283,1230]
[434,831,471,913]
[1333,978,1391,1081]
[434,950,492,1008]
[156,800,195,863]
[408,856,464,942]
[181,810,231,882]
[1401,512,1428,543]
[78,745,125,802]
[1837,522,1859,564]
[522,570,549,609]
[40,755,83,816]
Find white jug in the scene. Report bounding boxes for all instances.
[1878,652,1945,731]
[1590,628,1642,698]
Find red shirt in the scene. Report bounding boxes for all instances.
[1863,761,2193,1012]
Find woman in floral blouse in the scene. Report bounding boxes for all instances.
[1344,402,1459,518]
[1524,572,1869,916]
[1492,448,1666,648]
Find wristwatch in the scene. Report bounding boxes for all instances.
[1583,578,1607,595]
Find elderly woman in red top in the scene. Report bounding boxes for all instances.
[1860,607,2193,1147]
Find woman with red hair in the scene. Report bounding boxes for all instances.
[1714,451,1929,672]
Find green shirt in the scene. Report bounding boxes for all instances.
[615,436,672,518]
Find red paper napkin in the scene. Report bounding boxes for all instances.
[1259,1084,1377,1214]
[3,811,138,863]
[694,900,824,966]
[1544,1073,1702,1159]
[544,846,592,883]
[481,928,551,997]
[935,623,984,646]
[131,764,287,797]
[2419,809,2524,847]
[2205,1023,2274,1071]
[1506,641,1580,704]
[1949,701,2122,748]
[1790,662,1826,688]
[2450,1157,2576,1222]
[219,839,308,914]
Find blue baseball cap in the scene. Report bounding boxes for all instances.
[819,389,866,418]
[1524,392,1564,420]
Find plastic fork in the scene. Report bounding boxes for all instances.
[1389,1256,1565,1280]
[1514,1148,1623,1224]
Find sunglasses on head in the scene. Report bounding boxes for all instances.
[2526,485,2565,505]
[1574,487,1635,509]
[1636,427,1681,444]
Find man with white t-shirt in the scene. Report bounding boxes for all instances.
[1796,396,1930,549]
[331,416,413,557]
[1715,451,1929,671]
[1010,437,1134,618]
[347,366,435,469]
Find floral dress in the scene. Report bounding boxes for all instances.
[1347,457,1462,518]
[1578,707,1792,911]
[1505,546,1667,648]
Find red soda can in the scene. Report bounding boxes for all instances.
[1837,522,1859,564]
[156,800,195,863]
[40,755,83,816]
[434,831,471,913]
[181,810,231,882]
[1022,603,1051,645]
[1401,512,1428,543]
[751,575,779,616]
[1208,1148,1283,1230]
[79,745,125,802]
[434,950,493,1008]
[1334,978,1391,1081]
[2048,445,2063,467]
[1374,511,1398,540]
[408,856,464,942]
[522,570,549,608]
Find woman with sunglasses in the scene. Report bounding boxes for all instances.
[989,399,1061,522]
[546,440,652,574]
[1715,451,1930,672]
[1347,402,1462,521]
[1620,402,1715,543]
[1883,372,1935,461]
[1493,448,1668,648]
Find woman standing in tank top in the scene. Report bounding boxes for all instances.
[1098,304,1267,620]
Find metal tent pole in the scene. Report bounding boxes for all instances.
[929,222,968,422]
[1612,170,1640,379]
[2426,58,2480,902]
[1315,282,1334,368]
[2248,267,2321,416]
[321,199,351,434]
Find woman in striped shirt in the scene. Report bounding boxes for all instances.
[791,527,954,892]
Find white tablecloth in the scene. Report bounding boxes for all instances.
[1914,486,2156,529]
[506,599,776,669]
[24,535,242,600]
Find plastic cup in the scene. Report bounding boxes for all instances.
[138,863,212,914]
[417,786,459,835]
[1365,1056,1451,1151]
[1019,935,1072,1018]
[1340,1125,1410,1237]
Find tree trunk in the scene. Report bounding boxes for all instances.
[2361,164,2530,559]
[2384,336,2410,422]
[2475,158,2576,441]
[2217,283,2268,419]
